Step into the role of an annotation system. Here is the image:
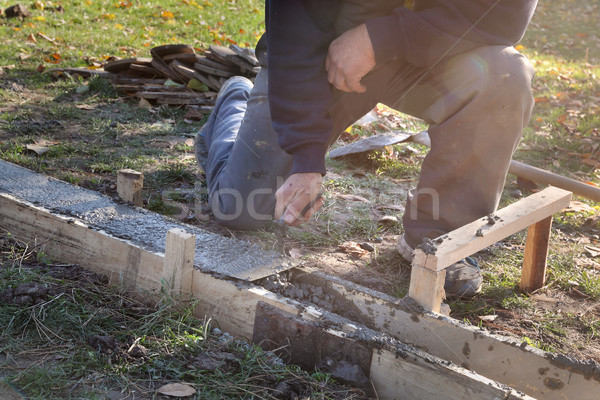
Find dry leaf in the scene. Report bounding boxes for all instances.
[37,32,56,43]
[582,158,600,168]
[478,315,498,322]
[584,245,600,257]
[338,242,369,258]
[156,383,196,397]
[26,144,50,155]
[338,194,370,203]
[288,248,304,259]
[184,138,194,147]
[138,97,153,109]
[566,201,595,213]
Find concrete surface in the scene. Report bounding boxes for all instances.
[0,160,293,280]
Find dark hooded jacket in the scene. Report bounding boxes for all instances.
[262,0,538,175]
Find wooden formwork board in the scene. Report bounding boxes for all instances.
[293,269,600,400]
[0,162,598,400]
[0,191,534,400]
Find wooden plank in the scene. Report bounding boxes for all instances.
[293,269,600,400]
[156,98,214,106]
[163,228,196,295]
[520,216,553,292]
[135,91,202,100]
[253,302,372,388]
[117,169,143,206]
[370,346,534,400]
[407,264,445,313]
[416,187,571,272]
[0,193,164,292]
[0,191,541,399]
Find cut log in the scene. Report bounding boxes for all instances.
[193,61,236,78]
[170,60,197,81]
[206,45,238,67]
[151,44,195,59]
[162,52,198,65]
[229,44,259,66]
[129,63,160,76]
[135,91,203,100]
[194,56,239,74]
[104,57,153,73]
[156,98,215,105]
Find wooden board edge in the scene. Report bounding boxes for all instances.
[293,267,600,400]
[0,192,540,400]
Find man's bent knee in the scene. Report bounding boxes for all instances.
[209,188,275,230]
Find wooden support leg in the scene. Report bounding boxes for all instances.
[117,169,144,206]
[408,263,446,313]
[163,228,196,296]
[520,216,553,292]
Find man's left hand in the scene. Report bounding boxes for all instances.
[326,23,376,93]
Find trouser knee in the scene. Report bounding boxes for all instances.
[209,188,275,230]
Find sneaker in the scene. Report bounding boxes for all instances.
[397,235,483,297]
[443,257,482,297]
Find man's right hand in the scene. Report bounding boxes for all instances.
[275,173,324,226]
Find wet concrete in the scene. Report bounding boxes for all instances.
[0,160,294,280]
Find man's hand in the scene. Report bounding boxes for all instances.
[325,23,376,93]
[275,173,324,226]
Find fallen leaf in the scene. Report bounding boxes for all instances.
[478,315,498,322]
[35,139,59,146]
[338,194,370,203]
[37,32,56,43]
[138,97,153,109]
[187,78,208,92]
[156,383,196,398]
[566,201,595,213]
[584,245,600,257]
[582,158,600,168]
[338,242,369,258]
[164,79,183,87]
[288,248,304,259]
[516,176,538,192]
[26,144,50,155]
[26,33,37,43]
[184,138,194,147]
[161,10,175,19]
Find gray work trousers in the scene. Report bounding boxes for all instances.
[201,11,535,249]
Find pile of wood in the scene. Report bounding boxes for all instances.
[102,44,260,108]
[50,44,260,111]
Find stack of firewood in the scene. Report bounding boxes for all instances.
[100,44,259,108]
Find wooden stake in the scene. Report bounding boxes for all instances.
[520,216,553,292]
[408,261,445,313]
[163,228,196,296]
[117,169,144,206]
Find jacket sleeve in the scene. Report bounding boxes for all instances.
[265,0,339,176]
[365,0,538,66]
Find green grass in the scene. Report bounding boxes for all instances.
[0,233,360,399]
[0,0,599,370]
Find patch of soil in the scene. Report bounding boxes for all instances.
[0,233,370,399]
